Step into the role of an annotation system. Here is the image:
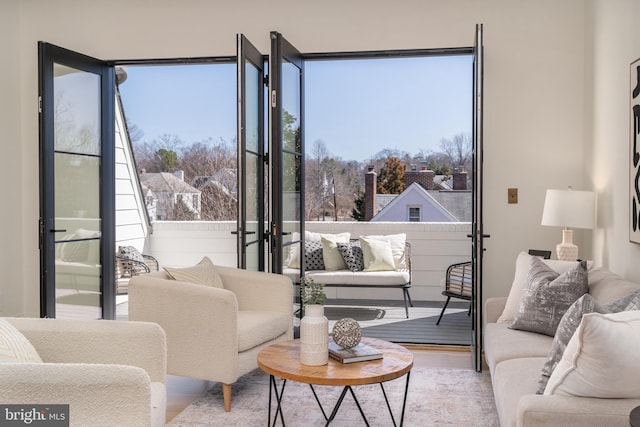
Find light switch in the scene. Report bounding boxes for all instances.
[508,188,518,204]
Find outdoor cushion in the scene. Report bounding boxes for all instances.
[305,269,410,286]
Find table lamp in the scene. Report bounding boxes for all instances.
[541,188,595,261]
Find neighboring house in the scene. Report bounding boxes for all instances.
[139,171,202,220]
[192,173,238,221]
[371,182,459,222]
[114,85,151,251]
[365,165,472,222]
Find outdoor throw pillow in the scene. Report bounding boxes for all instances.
[360,233,407,269]
[321,235,350,271]
[337,241,364,272]
[536,289,640,394]
[164,256,224,289]
[118,245,145,263]
[360,236,396,272]
[509,257,588,336]
[0,319,43,364]
[544,310,640,398]
[304,241,325,271]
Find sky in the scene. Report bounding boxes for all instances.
[118,54,473,162]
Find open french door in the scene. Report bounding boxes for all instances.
[471,24,487,372]
[39,42,116,319]
[269,32,305,275]
[236,32,305,276]
[236,35,266,271]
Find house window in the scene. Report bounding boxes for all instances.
[408,206,421,222]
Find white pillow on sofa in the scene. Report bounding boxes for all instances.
[361,233,406,269]
[286,232,350,269]
[544,310,640,398]
[321,235,351,270]
[497,252,587,323]
[360,236,396,271]
[0,319,43,364]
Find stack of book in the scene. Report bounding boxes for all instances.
[328,340,383,364]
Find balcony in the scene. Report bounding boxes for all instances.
[135,220,473,345]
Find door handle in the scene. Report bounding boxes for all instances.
[50,229,67,233]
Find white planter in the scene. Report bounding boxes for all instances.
[300,304,329,366]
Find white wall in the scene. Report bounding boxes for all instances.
[3,0,603,316]
[588,0,640,282]
[0,0,23,316]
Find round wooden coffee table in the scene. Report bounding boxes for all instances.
[257,337,414,426]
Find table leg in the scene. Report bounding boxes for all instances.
[379,370,411,427]
[268,375,287,427]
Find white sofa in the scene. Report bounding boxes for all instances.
[128,265,293,412]
[0,317,167,427]
[284,232,414,317]
[484,261,640,427]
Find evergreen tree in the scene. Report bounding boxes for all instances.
[377,156,405,194]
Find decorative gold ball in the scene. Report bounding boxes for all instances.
[332,318,362,349]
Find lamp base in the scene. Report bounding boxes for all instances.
[556,229,578,261]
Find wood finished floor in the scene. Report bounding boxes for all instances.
[165,346,474,423]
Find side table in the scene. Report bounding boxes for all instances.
[257,337,413,426]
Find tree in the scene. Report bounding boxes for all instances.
[377,156,405,194]
[351,188,365,221]
[155,148,179,172]
[439,132,472,171]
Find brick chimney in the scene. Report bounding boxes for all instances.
[404,163,435,190]
[364,166,377,221]
[453,168,468,190]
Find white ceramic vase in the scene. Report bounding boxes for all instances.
[300,304,329,366]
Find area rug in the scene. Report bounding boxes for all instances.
[324,306,386,321]
[168,367,499,426]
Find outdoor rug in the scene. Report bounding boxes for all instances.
[168,367,499,426]
[324,305,386,322]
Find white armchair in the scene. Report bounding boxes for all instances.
[0,317,167,427]
[128,265,293,412]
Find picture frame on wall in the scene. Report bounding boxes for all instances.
[630,57,640,244]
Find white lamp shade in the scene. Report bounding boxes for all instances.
[541,189,595,229]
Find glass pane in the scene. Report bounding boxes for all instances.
[281,60,301,153]
[245,241,260,271]
[245,61,260,154]
[245,152,259,237]
[54,153,100,222]
[54,64,101,156]
[282,150,301,236]
[53,62,102,320]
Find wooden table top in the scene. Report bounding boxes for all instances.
[257,337,414,386]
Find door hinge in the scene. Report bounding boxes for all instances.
[38,96,42,113]
[38,218,44,248]
[263,75,269,86]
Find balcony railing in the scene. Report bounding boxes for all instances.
[144,221,472,301]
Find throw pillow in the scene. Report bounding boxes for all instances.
[359,236,396,272]
[536,289,640,394]
[304,241,325,271]
[544,310,640,398]
[360,233,407,269]
[163,256,224,288]
[337,241,364,272]
[118,245,145,263]
[321,235,351,271]
[498,252,587,323]
[284,232,301,269]
[509,257,588,336]
[0,319,43,364]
